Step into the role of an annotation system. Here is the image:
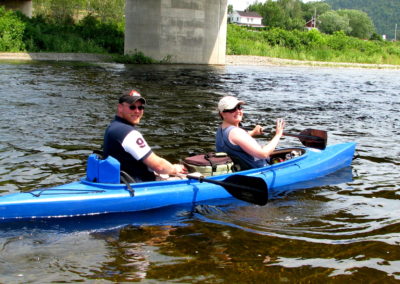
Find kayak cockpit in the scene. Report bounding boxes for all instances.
[269,147,306,164]
[83,147,308,187]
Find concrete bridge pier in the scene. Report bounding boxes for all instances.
[0,0,32,17]
[125,0,228,64]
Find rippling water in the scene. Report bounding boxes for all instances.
[0,61,399,282]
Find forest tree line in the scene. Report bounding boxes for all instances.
[238,0,398,40]
[326,0,400,40]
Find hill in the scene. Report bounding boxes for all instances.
[325,0,400,40]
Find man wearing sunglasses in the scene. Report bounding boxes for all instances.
[216,96,285,170]
[103,89,187,182]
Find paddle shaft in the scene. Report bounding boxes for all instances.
[244,126,327,149]
[245,127,324,141]
[282,132,325,142]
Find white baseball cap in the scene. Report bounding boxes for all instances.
[217,96,245,112]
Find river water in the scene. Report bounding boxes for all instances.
[0,61,399,282]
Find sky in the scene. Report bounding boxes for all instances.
[227,0,313,11]
[227,0,252,11]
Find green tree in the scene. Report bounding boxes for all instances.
[248,0,305,30]
[318,10,350,35]
[32,0,79,24]
[302,1,331,22]
[0,6,26,51]
[337,9,375,39]
[228,4,233,15]
[33,0,125,24]
[257,1,287,28]
[280,0,304,30]
[83,0,125,23]
[279,0,303,19]
[326,0,400,40]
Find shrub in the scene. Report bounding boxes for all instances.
[113,50,156,64]
[0,7,26,51]
[75,15,124,54]
[227,24,400,65]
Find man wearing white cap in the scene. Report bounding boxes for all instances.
[216,96,285,169]
[103,89,187,182]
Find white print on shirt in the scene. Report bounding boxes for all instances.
[122,130,151,160]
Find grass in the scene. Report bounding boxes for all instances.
[227,25,400,65]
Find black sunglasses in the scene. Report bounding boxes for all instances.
[129,105,145,111]
[223,105,243,113]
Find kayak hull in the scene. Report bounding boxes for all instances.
[0,142,356,221]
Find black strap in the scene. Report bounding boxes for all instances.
[120,171,135,196]
[93,150,105,159]
[204,154,217,172]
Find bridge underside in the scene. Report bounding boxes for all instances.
[125,0,228,64]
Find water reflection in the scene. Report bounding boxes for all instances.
[0,204,195,233]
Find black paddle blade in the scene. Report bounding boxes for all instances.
[221,175,268,206]
[188,174,269,206]
[298,129,327,150]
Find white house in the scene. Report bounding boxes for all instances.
[229,11,264,28]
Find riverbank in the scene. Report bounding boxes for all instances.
[226,55,400,69]
[0,52,111,62]
[1,52,400,69]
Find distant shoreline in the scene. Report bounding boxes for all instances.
[1,52,399,69]
[0,52,111,62]
[226,55,400,69]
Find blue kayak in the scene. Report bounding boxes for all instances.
[0,142,356,221]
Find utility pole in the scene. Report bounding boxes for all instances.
[314,8,317,28]
[395,24,398,41]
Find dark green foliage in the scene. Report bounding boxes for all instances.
[227,24,400,65]
[0,8,124,54]
[75,15,124,54]
[113,51,156,64]
[318,10,351,35]
[32,0,125,24]
[246,0,377,39]
[262,28,301,49]
[112,50,173,64]
[248,0,305,30]
[302,1,331,23]
[0,7,26,51]
[326,0,400,40]
[370,32,383,42]
[336,9,375,39]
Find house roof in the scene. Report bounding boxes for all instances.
[305,18,316,28]
[236,11,262,18]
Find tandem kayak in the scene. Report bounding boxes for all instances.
[0,142,356,221]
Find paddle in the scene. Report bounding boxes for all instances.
[283,129,327,150]
[187,174,268,206]
[245,126,327,150]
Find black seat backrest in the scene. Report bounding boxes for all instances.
[229,155,253,172]
[120,170,137,184]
